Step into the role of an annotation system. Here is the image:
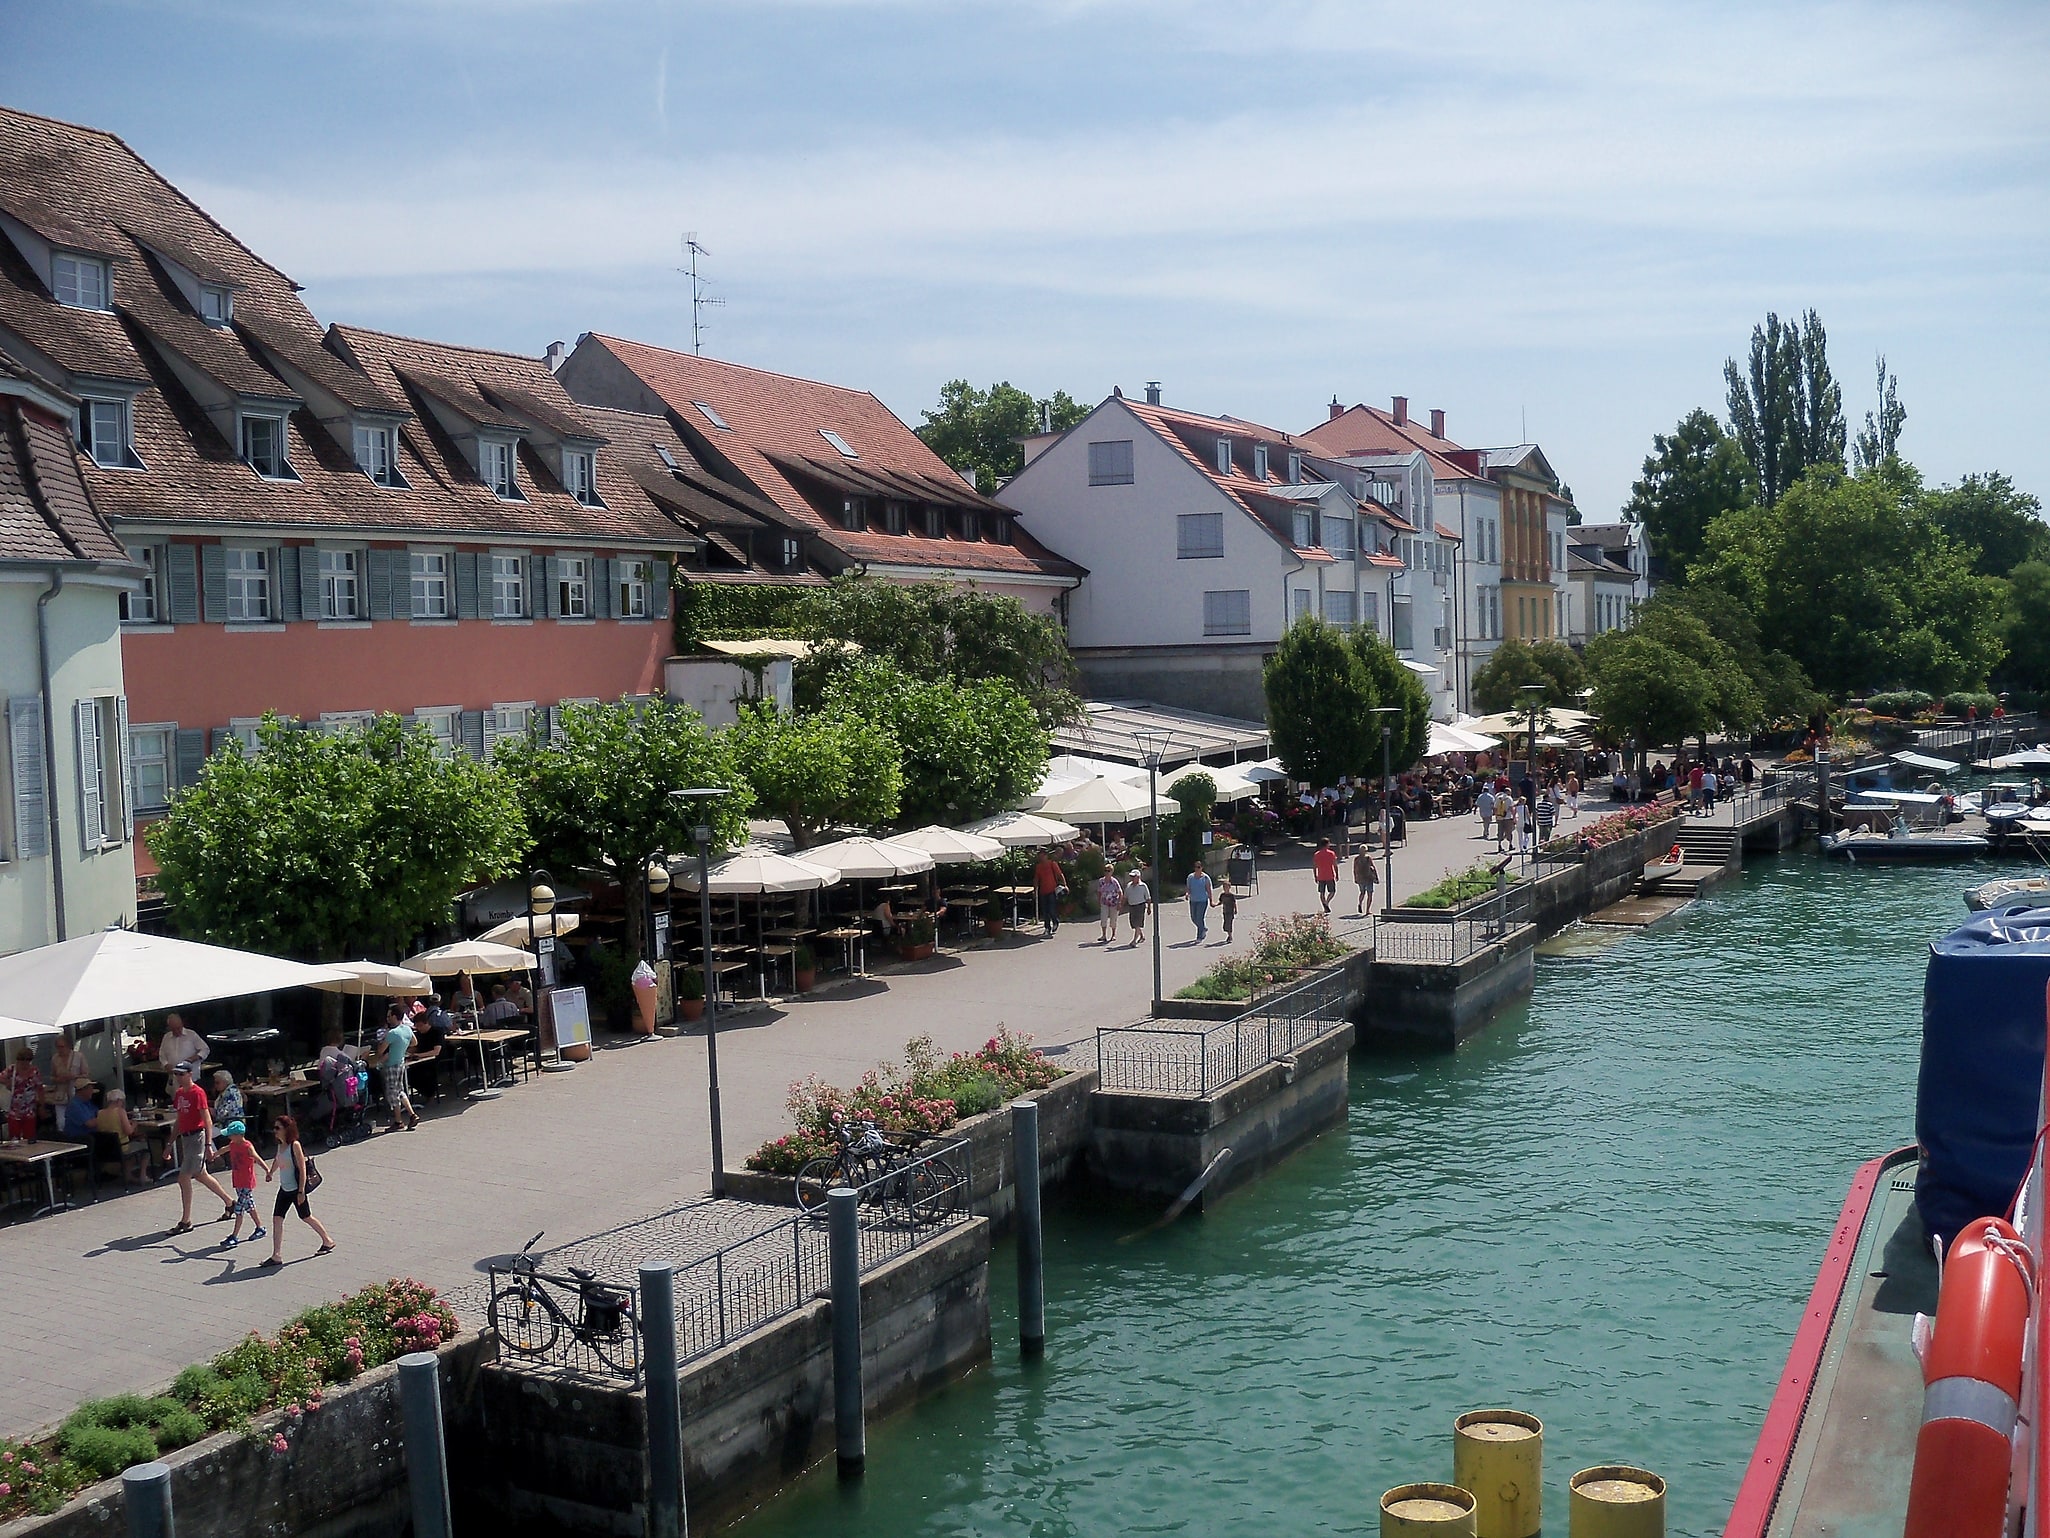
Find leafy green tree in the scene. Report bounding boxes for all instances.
[1262,618,1376,788]
[1922,472,2048,578]
[1724,309,1846,506]
[1853,353,1907,472]
[916,381,1091,495]
[1645,584,1820,728]
[1698,462,2004,697]
[2002,562,2050,695]
[1623,409,1752,580]
[1625,599,1760,742]
[1584,630,1720,770]
[822,663,1047,826]
[1470,638,1587,714]
[1350,629,1432,774]
[496,700,753,965]
[149,714,528,960]
[729,703,902,849]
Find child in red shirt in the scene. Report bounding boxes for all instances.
[217,1119,272,1247]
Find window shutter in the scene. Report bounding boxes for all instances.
[299,548,323,620]
[365,548,392,621]
[167,543,200,624]
[593,558,615,619]
[652,562,672,619]
[200,544,227,622]
[115,695,133,842]
[544,556,563,619]
[175,727,205,789]
[455,551,481,620]
[481,710,500,756]
[529,554,550,619]
[9,697,47,860]
[75,699,102,853]
[545,705,561,743]
[458,710,485,760]
[275,546,300,622]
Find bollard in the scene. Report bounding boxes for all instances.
[397,1353,452,1538]
[827,1187,865,1478]
[1568,1466,1665,1538]
[641,1264,686,1538]
[1380,1482,1477,1536]
[122,1461,174,1538]
[1453,1409,1542,1538]
[1012,1099,1045,1358]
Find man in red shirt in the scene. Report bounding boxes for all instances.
[1311,838,1340,913]
[165,1061,233,1235]
[1032,851,1064,937]
[1688,763,1706,815]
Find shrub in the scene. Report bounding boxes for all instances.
[1864,689,1933,719]
[1541,803,1672,855]
[1402,864,1519,909]
[0,1440,84,1517]
[54,1425,156,1482]
[1944,691,1998,718]
[1174,913,1350,1002]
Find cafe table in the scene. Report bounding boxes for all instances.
[0,1138,89,1217]
[817,925,866,976]
[994,882,1036,928]
[448,1028,530,1093]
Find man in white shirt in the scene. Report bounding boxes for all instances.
[156,1014,208,1073]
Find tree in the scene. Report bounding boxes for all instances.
[822,663,1047,827]
[1697,462,2005,697]
[1262,618,1376,788]
[1350,629,1432,774]
[496,700,753,965]
[916,381,1091,496]
[1922,472,2048,579]
[729,703,902,849]
[1723,309,1846,506]
[1470,638,1587,714]
[1853,353,1907,472]
[2001,562,2050,695]
[1624,598,1760,742]
[149,714,528,961]
[1622,409,1752,580]
[1585,630,1720,770]
[1644,584,1820,728]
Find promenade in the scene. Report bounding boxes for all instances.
[1,799,1602,1438]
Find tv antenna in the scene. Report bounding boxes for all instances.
[680,234,725,355]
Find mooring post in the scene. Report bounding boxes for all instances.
[641,1264,686,1538]
[397,1353,452,1538]
[828,1186,866,1478]
[1012,1099,1046,1357]
[122,1461,174,1538]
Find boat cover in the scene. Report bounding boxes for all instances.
[1919,903,2050,1247]
[1892,750,1961,774]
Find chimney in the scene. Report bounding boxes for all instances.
[1145,381,1162,406]
[1392,396,1408,427]
[544,340,567,373]
[1430,408,1445,439]
[1329,395,1343,421]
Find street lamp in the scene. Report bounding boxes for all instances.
[671,788,731,1197]
[527,869,576,1075]
[1518,682,1547,790]
[1131,726,1178,1015]
[1367,707,1398,912]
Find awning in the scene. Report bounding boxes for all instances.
[1401,659,1439,677]
[0,931,352,1038]
[1990,750,2050,770]
[699,638,857,661]
[1848,790,1945,805]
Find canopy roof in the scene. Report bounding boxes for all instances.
[1990,750,2050,770]
[0,931,352,1038]
[1892,750,1961,775]
[1049,699,1269,770]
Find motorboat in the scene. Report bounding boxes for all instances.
[1967,876,2050,911]
[1821,827,1988,862]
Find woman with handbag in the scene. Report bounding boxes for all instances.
[261,1114,334,1267]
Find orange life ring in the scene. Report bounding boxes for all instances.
[1903,1215,2035,1538]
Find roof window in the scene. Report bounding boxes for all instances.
[1253,445,1268,481]
[693,401,731,431]
[199,285,233,328]
[819,429,858,460]
[1215,438,1232,476]
[240,412,296,481]
[656,446,681,471]
[53,253,108,311]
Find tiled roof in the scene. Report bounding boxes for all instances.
[1298,405,1477,483]
[573,336,1081,582]
[0,377,129,564]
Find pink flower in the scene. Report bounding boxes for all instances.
[1,1482,11,1496]
[272,1435,290,1453]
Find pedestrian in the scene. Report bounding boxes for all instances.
[1536,784,1556,845]
[3,1045,41,1140]
[379,1004,420,1132]
[1217,875,1238,943]
[165,1060,233,1234]
[1354,843,1378,913]
[1096,869,1124,944]
[1741,755,1757,788]
[1565,771,1581,818]
[210,1069,244,1131]
[1124,868,1151,948]
[1495,795,1513,852]
[1476,783,1496,838]
[1311,837,1339,913]
[1688,761,1706,814]
[1033,850,1064,937]
[263,1114,334,1266]
[1514,794,1531,854]
[216,1120,271,1248]
[156,1012,207,1073]
[1702,764,1719,808]
[1186,862,1213,942]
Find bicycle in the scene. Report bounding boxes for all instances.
[793,1120,964,1226]
[487,1231,641,1381]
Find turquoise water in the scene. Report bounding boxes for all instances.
[735,853,1964,1538]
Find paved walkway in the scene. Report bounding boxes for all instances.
[0,799,1573,1439]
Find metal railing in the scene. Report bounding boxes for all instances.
[1372,880,1532,965]
[1096,967,1353,1096]
[1912,711,2039,759]
[483,1266,645,1385]
[1722,772,1793,829]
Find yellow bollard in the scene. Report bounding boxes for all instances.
[1569,1466,1666,1538]
[1452,1410,1543,1538]
[1381,1483,1478,1536]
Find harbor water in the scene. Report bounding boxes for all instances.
[735,852,1961,1538]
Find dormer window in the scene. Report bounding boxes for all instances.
[1253,445,1268,481]
[693,401,731,431]
[240,412,294,480]
[1292,510,1313,548]
[353,423,405,488]
[883,500,907,535]
[53,253,108,310]
[77,396,143,469]
[841,496,868,531]
[1216,438,1232,475]
[479,439,521,500]
[1287,453,1301,485]
[819,429,858,460]
[564,450,602,507]
[924,505,944,539]
[199,285,233,327]
[958,509,979,542]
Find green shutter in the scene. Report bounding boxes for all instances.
[167,543,200,624]
[200,544,227,623]
[299,548,323,620]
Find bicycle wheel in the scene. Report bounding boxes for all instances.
[794,1156,842,1220]
[903,1157,962,1224]
[489,1282,561,1356]
[586,1302,643,1382]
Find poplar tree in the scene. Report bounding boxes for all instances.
[1723,309,1846,506]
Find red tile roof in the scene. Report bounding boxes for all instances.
[1298,405,1479,483]
[0,370,128,564]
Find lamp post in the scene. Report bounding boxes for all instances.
[1519,682,1547,790]
[671,788,730,1196]
[1131,727,1177,1015]
[526,870,575,1074]
[1367,707,1398,912]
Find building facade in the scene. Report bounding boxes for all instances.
[1566,521,1651,645]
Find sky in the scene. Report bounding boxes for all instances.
[3,0,2046,517]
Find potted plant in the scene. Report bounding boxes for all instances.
[793,943,817,992]
[897,913,937,962]
[983,898,1006,937]
[675,965,705,1022]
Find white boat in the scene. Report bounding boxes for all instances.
[1965,875,2050,910]
[1822,827,1988,862]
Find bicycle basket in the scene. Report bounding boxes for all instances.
[581,1285,630,1336]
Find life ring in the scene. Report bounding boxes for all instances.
[1903,1215,2035,1538]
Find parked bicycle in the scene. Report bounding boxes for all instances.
[793,1119,963,1226]
[487,1231,641,1381]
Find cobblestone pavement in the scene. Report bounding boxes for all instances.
[0,801,1556,1438]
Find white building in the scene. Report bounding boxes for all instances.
[1566,522,1652,644]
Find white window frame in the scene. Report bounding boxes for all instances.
[484,702,535,753]
[121,542,161,623]
[409,548,451,619]
[239,412,291,479]
[353,423,404,488]
[479,438,521,500]
[1176,512,1224,560]
[76,696,119,848]
[1087,440,1134,486]
[226,718,264,755]
[490,551,527,619]
[53,252,108,310]
[819,429,858,460]
[557,556,589,619]
[318,547,360,620]
[1292,510,1313,549]
[618,557,651,618]
[1252,445,1268,481]
[1216,438,1232,476]
[317,711,375,736]
[224,545,272,623]
[1326,590,1356,629]
[413,706,460,758]
[129,721,174,815]
[198,284,232,327]
[1325,515,1354,558]
[78,396,141,469]
[1203,589,1251,637]
[564,450,602,507]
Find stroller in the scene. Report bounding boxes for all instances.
[317,1055,373,1148]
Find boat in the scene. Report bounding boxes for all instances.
[1822,827,1988,862]
[1968,876,2050,911]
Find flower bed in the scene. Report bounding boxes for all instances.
[745,1029,1065,1176]
[1402,863,1521,910]
[0,1279,459,1521]
[1174,912,1349,1002]
[1542,802,1672,855]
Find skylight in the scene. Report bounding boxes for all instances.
[693,401,731,431]
[819,429,859,460]
[656,446,681,471]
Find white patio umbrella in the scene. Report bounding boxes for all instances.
[800,836,935,975]
[888,825,1007,863]
[1038,775,1155,825]
[1427,721,1502,757]
[1044,753,1146,783]
[311,960,434,1048]
[402,939,535,976]
[0,930,351,1037]
[961,811,1083,847]
[674,846,843,996]
[476,911,582,947]
[1165,763,1260,803]
[1240,757,1290,784]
